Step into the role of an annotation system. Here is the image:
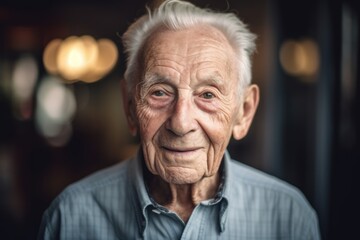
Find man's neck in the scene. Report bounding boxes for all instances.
[146,172,220,223]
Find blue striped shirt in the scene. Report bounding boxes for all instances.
[38,150,320,239]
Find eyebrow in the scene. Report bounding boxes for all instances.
[139,71,228,93]
[140,73,170,90]
[196,73,227,92]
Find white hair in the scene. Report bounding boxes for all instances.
[122,0,256,94]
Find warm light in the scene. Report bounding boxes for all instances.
[57,36,98,81]
[82,39,118,83]
[279,38,320,81]
[301,40,319,76]
[43,35,118,83]
[43,39,62,74]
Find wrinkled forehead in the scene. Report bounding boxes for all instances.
[144,25,234,55]
[141,25,238,77]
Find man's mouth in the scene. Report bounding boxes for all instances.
[161,146,202,153]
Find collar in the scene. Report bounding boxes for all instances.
[128,149,233,236]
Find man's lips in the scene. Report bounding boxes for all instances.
[161,146,202,152]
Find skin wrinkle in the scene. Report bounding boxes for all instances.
[126,25,258,223]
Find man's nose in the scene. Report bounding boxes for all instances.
[165,94,197,136]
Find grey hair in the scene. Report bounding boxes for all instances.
[122,0,256,95]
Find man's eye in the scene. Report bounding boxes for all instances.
[202,92,215,99]
[152,90,166,97]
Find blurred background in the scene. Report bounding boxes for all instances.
[0,0,359,239]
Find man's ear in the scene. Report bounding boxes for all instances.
[120,79,138,136]
[232,84,260,140]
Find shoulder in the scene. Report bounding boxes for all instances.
[227,159,317,218]
[45,159,132,217]
[63,160,129,196]
[38,159,140,239]
[229,160,306,200]
[225,159,320,239]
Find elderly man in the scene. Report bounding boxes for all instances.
[38,0,320,239]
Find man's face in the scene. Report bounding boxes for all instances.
[132,25,243,184]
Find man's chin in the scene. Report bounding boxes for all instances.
[161,167,202,185]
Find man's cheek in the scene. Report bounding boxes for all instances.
[136,108,153,132]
